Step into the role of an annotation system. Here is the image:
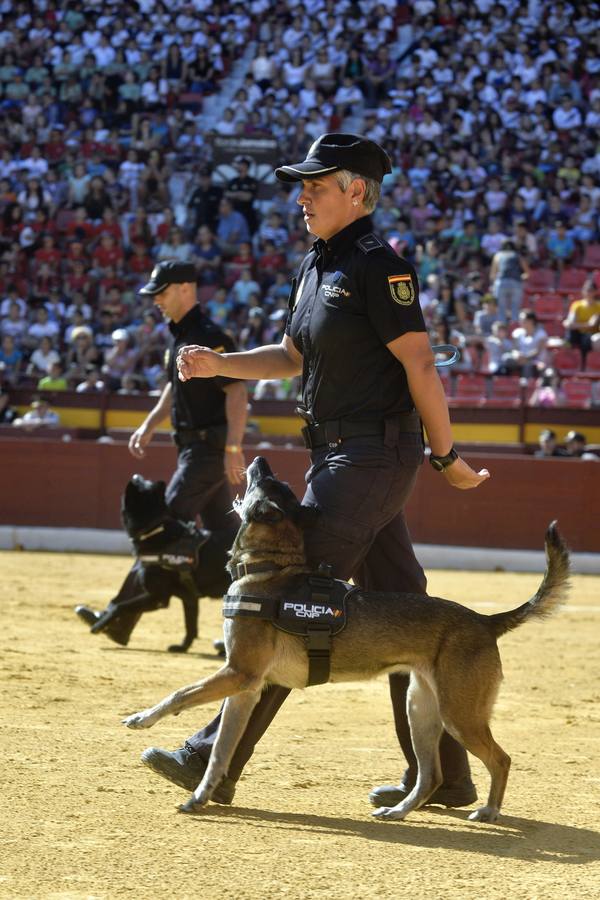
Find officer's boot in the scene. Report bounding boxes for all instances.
[142,684,292,800]
[369,672,477,808]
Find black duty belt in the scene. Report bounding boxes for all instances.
[300,412,421,450]
[174,424,227,449]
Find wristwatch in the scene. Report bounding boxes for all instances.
[225,444,242,453]
[429,446,459,471]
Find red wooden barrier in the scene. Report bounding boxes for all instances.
[0,439,598,552]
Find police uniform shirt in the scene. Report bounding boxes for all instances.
[168,304,238,431]
[286,216,426,423]
[227,174,257,221]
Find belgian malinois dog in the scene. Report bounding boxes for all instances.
[123,457,570,823]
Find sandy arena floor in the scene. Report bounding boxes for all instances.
[1,550,599,899]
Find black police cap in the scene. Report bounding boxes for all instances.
[275,133,392,184]
[138,260,197,295]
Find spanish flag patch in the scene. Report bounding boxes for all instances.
[388,273,415,305]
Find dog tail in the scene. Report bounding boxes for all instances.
[488,521,570,638]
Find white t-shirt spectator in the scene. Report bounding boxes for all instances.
[552,103,583,130]
[29,344,60,374]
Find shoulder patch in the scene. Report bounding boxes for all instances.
[388,273,416,305]
[356,233,386,254]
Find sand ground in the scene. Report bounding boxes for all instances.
[1,550,599,900]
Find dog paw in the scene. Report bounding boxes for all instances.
[468,805,499,823]
[178,794,208,815]
[371,805,408,822]
[122,710,156,729]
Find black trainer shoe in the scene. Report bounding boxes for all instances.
[75,604,130,646]
[74,605,100,627]
[140,745,236,804]
[369,777,477,809]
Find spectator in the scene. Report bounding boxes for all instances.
[38,360,68,391]
[534,428,569,457]
[504,309,548,377]
[13,396,60,428]
[489,239,529,324]
[528,368,566,408]
[102,328,138,391]
[562,276,600,358]
[215,197,250,257]
[27,335,60,377]
[224,157,258,234]
[75,365,106,393]
[0,381,17,424]
[546,220,576,271]
[563,431,599,460]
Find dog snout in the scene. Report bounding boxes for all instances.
[248,456,273,483]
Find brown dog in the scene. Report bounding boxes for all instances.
[123,456,570,823]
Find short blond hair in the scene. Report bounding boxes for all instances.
[334,169,381,213]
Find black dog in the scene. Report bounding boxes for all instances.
[75,475,233,652]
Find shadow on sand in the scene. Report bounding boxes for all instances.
[181,804,600,864]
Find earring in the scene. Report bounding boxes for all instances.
[352,199,358,206]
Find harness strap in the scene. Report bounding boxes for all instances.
[304,627,333,685]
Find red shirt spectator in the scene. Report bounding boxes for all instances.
[64,207,96,246]
[92,234,124,272]
[34,234,63,269]
[128,242,153,275]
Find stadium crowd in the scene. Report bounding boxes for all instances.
[0,0,599,407]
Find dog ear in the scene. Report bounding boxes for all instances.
[295,504,319,528]
[251,499,285,524]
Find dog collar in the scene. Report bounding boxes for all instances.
[230,561,285,580]
[136,524,166,541]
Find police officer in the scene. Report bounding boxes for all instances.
[142,136,490,809]
[224,156,258,234]
[75,260,247,646]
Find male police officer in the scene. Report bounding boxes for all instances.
[143,137,489,809]
[75,260,247,646]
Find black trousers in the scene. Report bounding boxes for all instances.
[186,431,471,785]
[105,441,235,639]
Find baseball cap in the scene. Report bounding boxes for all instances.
[275,133,391,184]
[565,430,585,443]
[139,260,197,296]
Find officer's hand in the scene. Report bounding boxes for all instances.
[224,447,246,486]
[443,456,490,490]
[129,426,152,459]
[177,345,222,381]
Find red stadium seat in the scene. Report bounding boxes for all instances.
[482,375,523,407]
[525,268,556,292]
[197,285,215,305]
[551,347,583,375]
[542,319,565,338]
[449,373,488,406]
[582,350,600,376]
[581,243,600,270]
[557,268,588,295]
[531,293,565,320]
[177,92,204,112]
[561,377,593,408]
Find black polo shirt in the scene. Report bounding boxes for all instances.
[168,305,238,431]
[286,216,426,422]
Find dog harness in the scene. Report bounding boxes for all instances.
[136,523,208,572]
[223,566,357,686]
